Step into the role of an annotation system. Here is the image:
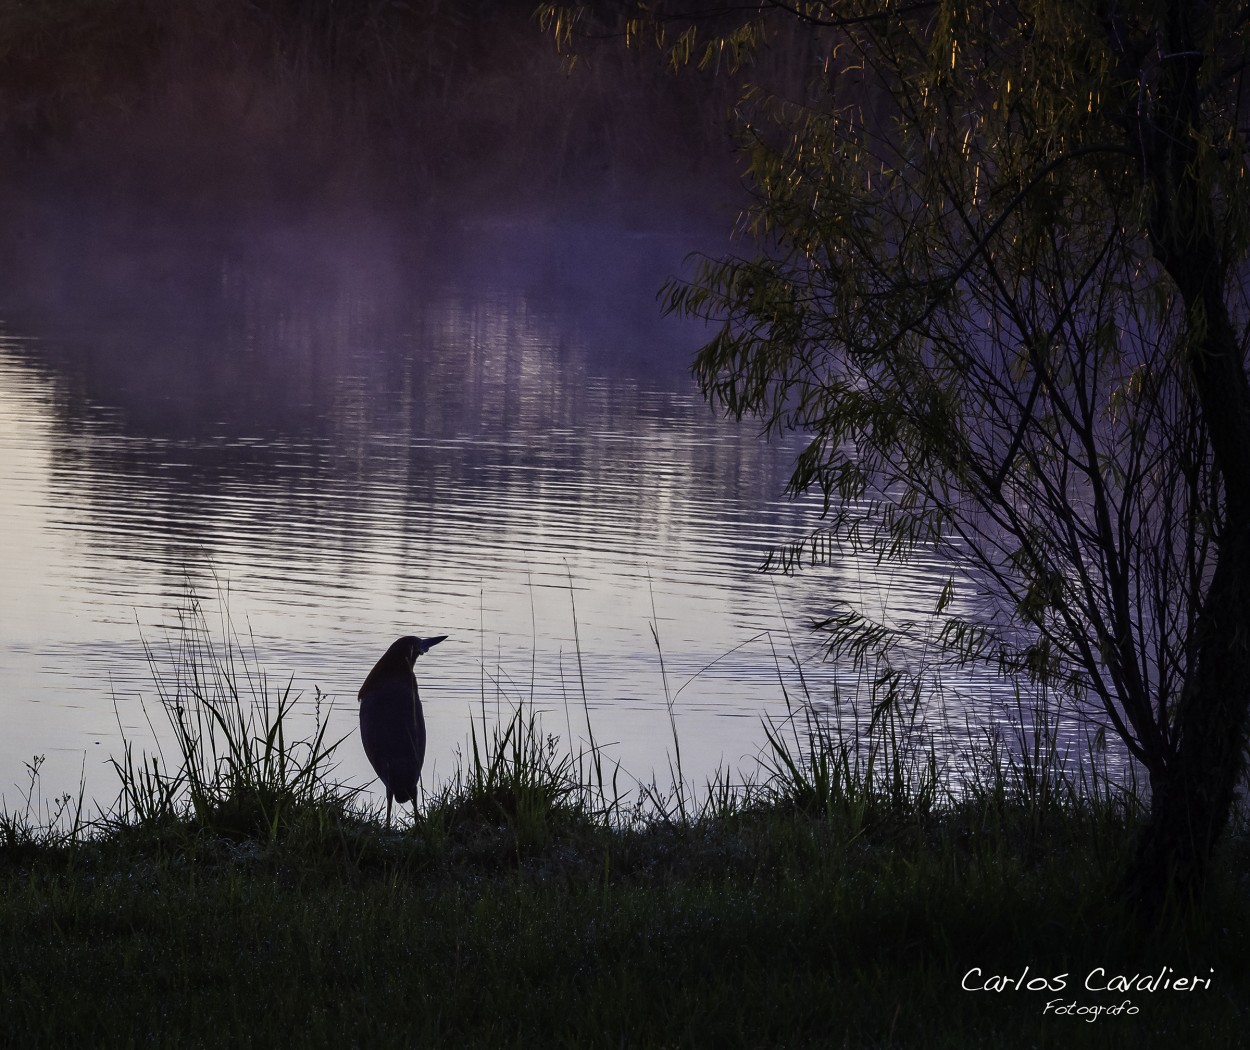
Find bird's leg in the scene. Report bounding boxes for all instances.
[386,792,393,828]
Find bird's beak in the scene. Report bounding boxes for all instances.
[416,635,447,656]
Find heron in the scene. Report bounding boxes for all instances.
[358,634,447,825]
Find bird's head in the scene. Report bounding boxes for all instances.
[360,635,447,700]
[395,634,447,665]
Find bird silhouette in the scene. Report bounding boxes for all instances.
[358,635,446,824]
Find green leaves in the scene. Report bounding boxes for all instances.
[642,2,1247,779]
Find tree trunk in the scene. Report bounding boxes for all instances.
[1122,2,1250,913]
[1127,529,1250,910]
[1127,276,1250,910]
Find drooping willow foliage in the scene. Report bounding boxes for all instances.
[546,0,1250,907]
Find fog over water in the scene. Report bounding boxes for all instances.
[0,196,1041,812]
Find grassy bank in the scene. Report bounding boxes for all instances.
[2,779,1246,1047]
[1,608,1246,1047]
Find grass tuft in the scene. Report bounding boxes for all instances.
[0,756,86,861]
[105,587,354,846]
[423,704,597,856]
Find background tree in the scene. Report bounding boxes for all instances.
[545,0,1250,912]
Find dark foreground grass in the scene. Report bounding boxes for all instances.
[1,598,1246,1047]
[2,800,1247,1048]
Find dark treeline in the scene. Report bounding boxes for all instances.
[0,0,762,217]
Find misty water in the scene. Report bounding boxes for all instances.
[0,199,1038,814]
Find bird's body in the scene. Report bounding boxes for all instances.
[358,635,446,824]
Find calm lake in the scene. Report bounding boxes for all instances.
[0,197,1029,815]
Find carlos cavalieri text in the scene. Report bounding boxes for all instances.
[962,966,1214,994]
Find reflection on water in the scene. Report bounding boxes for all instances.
[0,201,1017,809]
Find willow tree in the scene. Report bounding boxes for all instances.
[544,0,1250,909]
